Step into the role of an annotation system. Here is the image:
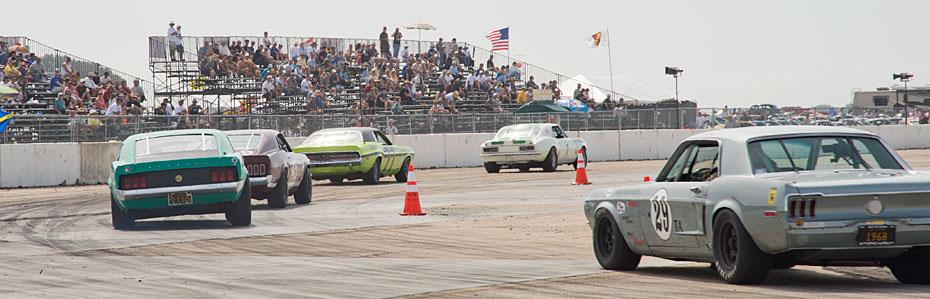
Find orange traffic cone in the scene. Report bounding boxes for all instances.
[572,149,592,185]
[400,164,427,216]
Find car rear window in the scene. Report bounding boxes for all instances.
[228,134,263,150]
[495,126,540,138]
[135,134,219,158]
[748,136,902,174]
[303,131,363,144]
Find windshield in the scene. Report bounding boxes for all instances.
[304,131,364,144]
[748,136,902,174]
[135,134,219,157]
[228,134,263,150]
[495,126,540,139]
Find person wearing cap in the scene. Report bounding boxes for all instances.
[49,69,65,93]
[4,60,21,80]
[168,21,180,61]
[54,92,68,115]
[384,119,399,135]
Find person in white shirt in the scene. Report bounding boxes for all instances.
[466,72,477,90]
[289,42,301,60]
[262,32,272,48]
[218,41,232,56]
[400,46,409,62]
[168,21,180,61]
[300,75,312,94]
[384,120,399,136]
[262,77,275,100]
[81,73,99,89]
[99,72,112,86]
[173,99,188,115]
[105,98,123,115]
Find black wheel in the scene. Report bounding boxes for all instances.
[484,162,500,173]
[268,170,288,209]
[363,159,381,185]
[593,209,641,270]
[542,148,558,172]
[111,194,135,230]
[518,166,531,172]
[226,179,252,226]
[888,247,930,284]
[395,158,410,182]
[294,168,312,204]
[330,178,344,184]
[574,147,588,170]
[713,209,771,284]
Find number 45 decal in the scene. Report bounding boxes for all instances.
[650,189,673,241]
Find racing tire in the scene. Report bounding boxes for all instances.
[330,178,344,184]
[363,159,381,185]
[484,162,501,173]
[268,170,288,209]
[593,209,641,270]
[888,247,930,284]
[542,148,558,172]
[713,209,771,284]
[226,179,252,227]
[111,195,135,230]
[294,168,312,204]
[395,158,410,182]
[573,147,588,170]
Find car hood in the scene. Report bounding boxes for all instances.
[761,170,929,196]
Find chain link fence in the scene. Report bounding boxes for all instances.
[3,105,913,144]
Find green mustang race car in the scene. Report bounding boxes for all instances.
[292,127,414,184]
[108,129,252,229]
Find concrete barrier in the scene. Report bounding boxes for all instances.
[578,131,619,162]
[79,142,122,185]
[1,143,81,188]
[6,126,930,188]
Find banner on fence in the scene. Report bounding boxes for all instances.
[533,89,553,101]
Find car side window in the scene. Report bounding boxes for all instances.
[682,144,719,182]
[375,132,392,145]
[277,135,292,152]
[552,126,566,139]
[658,144,694,182]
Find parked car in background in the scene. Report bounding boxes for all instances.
[292,127,415,184]
[585,126,930,284]
[480,124,587,173]
[227,130,312,208]
[108,129,251,229]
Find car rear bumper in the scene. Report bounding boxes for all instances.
[781,218,930,259]
[480,152,544,164]
[249,174,275,188]
[114,181,244,210]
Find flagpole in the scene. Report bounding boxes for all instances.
[606,28,615,101]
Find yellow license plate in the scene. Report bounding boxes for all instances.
[168,192,193,206]
[857,225,895,246]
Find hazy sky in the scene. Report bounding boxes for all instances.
[6,0,929,107]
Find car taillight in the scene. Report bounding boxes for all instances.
[119,173,148,190]
[788,198,817,219]
[483,147,498,153]
[519,146,535,151]
[211,167,238,183]
[246,163,268,176]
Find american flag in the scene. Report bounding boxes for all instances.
[485,27,509,51]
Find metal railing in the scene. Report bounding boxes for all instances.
[2,36,155,105]
[3,106,915,144]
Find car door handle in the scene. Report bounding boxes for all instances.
[690,187,701,193]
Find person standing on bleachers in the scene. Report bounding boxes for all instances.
[392,28,403,58]
[61,57,74,79]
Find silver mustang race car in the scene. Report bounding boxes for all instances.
[584,126,930,284]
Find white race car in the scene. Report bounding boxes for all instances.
[480,123,587,173]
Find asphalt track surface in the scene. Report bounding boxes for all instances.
[2,151,930,298]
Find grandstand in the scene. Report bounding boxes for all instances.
[147,35,641,115]
[1,37,153,115]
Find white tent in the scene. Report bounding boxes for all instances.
[558,74,608,102]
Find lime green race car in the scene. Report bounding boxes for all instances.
[108,129,251,229]
[292,127,414,184]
